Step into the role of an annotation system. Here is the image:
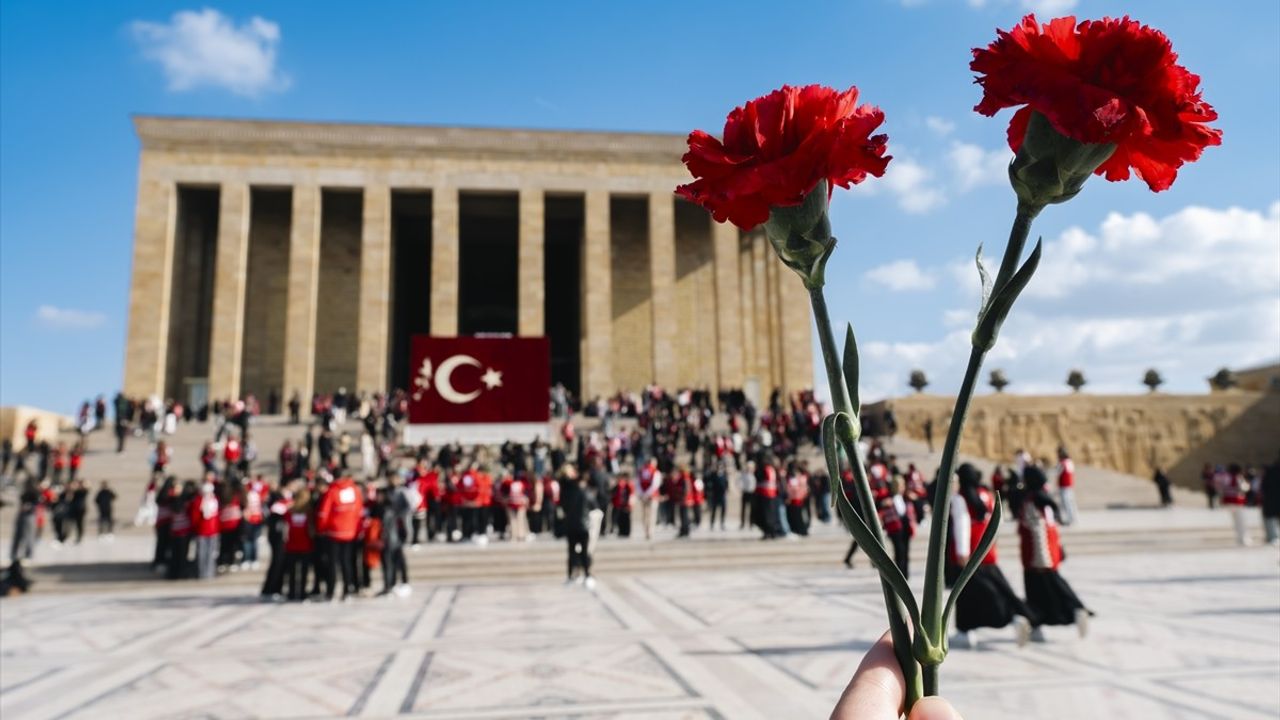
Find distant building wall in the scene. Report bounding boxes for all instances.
[866,392,1280,490]
[0,406,74,448]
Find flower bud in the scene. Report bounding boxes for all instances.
[1009,111,1116,209]
[763,180,837,289]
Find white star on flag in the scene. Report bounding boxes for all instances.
[481,367,503,389]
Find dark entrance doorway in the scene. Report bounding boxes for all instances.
[458,192,519,335]
[545,195,583,396]
[390,190,432,390]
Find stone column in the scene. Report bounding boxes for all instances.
[518,187,545,337]
[123,175,177,398]
[206,182,251,401]
[779,269,815,393]
[581,189,612,398]
[648,192,677,389]
[750,234,772,390]
[430,186,459,337]
[356,185,391,392]
[738,238,758,385]
[712,220,744,390]
[283,185,321,402]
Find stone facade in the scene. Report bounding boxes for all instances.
[869,391,1280,490]
[124,117,814,403]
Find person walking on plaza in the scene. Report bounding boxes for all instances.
[1017,466,1090,642]
[1262,456,1280,546]
[785,461,811,536]
[259,485,290,600]
[738,460,757,530]
[611,471,634,537]
[318,473,364,600]
[166,482,194,579]
[283,490,314,600]
[1152,467,1174,508]
[946,463,1033,650]
[192,481,221,579]
[216,483,243,571]
[382,475,412,596]
[1217,463,1251,545]
[705,459,729,531]
[10,479,39,562]
[754,454,781,540]
[636,457,662,540]
[1056,446,1077,526]
[1201,462,1217,509]
[559,464,598,589]
[94,481,116,538]
[67,479,89,544]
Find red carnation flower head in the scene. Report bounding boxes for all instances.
[676,84,891,230]
[972,14,1221,195]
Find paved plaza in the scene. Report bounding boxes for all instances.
[2,535,1278,719]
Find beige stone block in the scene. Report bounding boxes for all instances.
[610,197,653,392]
[123,174,176,398]
[581,190,612,398]
[648,192,677,388]
[712,220,744,389]
[673,202,717,390]
[777,262,814,393]
[283,185,321,400]
[430,186,459,337]
[357,184,391,392]
[750,235,775,391]
[738,238,758,386]
[206,182,251,401]
[518,187,545,337]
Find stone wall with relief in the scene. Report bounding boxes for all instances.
[866,391,1280,489]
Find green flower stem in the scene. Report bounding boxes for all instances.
[809,284,923,710]
[918,204,1038,693]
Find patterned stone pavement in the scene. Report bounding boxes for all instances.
[2,542,1277,719]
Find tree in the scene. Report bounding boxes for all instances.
[1142,368,1164,393]
[1066,369,1086,393]
[1209,367,1237,391]
[989,368,1010,393]
[908,369,929,393]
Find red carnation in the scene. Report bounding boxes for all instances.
[676,84,890,229]
[972,14,1221,192]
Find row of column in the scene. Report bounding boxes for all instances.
[125,180,811,403]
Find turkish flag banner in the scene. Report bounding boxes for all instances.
[407,336,550,424]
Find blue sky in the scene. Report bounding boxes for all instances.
[2,0,1277,413]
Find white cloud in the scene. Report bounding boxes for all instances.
[925,116,956,137]
[865,259,937,291]
[860,201,1280,400]
[846,151,947,214]
[35,305,107,330]
[131,9,288,97]
[966,0,1078,14]
[947,141,1010,192]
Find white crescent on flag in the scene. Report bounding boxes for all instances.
[434,354,483,404]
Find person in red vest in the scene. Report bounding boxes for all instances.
[216,482,243,571]
[23,419,38,451]
[457,464,483,542]
[191,479,221,579]
[167,481,195,579]
[1018,465,1090,642]
[945,463,1033,650]
[283,489,315,600]
[754,455,781,539]
[785,461,811,537]
[68,443,84,483]
[611,472,634,538]
[1056,446,1077,526]
[635,458,662,541]
[675,465,696,538]
[538,471,561,538]
[477,467,495,544]
[242,475,267,569]
[317,473,364,601]
[409,461,431,547]
[223,435,242,480]
[502,470,531,542]
[1218,463,1251,545]
[877,473,915,579]
[50,442,67,485]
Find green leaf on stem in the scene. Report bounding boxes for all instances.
[823,412,923,633]
[842,323,861,417]
[940,499,1004,641]
[972,238,1043,350]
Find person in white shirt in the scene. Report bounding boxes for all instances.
[635,458,663,540]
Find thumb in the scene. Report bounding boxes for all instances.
[909,697,962,720]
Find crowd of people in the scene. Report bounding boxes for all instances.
[1193,461,1280,546]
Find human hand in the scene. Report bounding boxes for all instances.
[830,632,962,720]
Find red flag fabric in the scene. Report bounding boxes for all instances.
[407,336,550,424]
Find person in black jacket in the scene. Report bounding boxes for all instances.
[1262,455,1280,546]
[559,464,598,589]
